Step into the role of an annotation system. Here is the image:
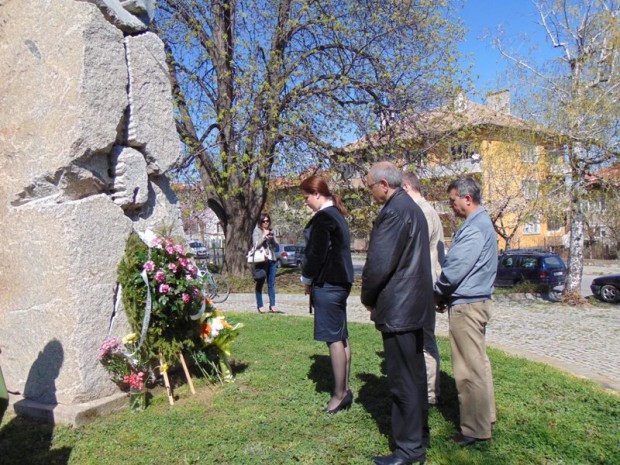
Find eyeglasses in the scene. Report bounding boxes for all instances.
[261,219,271,223]
[367,180,381,190]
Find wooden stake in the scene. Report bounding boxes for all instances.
[160,353,174,405]
[179,352,196,395]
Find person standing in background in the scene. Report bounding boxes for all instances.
[253,213,279,313]
[300,176,354,414]
[434,176,498,446]
[362,162,434,465]
[402,171,445,407]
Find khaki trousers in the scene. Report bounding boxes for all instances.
[423,322,440,404]
[449,300,496,439]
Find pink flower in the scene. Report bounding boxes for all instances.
[125,372,145,390]
[192,287,201,297]
[168,263,178,273]
[181,293,191,304]
[185,274,193,281]
[152,237,163,249]
[155,270,166,283]
[98,337,123,360]
[165,239,174,247]
[174,244,185,254]
[143,260,155,272]
[179,258,190,268]
[166,245,176,255]
[158,283,171,294]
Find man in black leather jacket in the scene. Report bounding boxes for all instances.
[361,161,434,465]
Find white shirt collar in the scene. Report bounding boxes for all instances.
[319,200,334,211]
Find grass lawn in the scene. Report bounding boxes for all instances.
[1,312,619,465]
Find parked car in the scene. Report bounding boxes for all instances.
[494,249,567,288]
[590,274,620,303]
[294,244,306,268]
[274,244,298,267]
[188,240,209,259]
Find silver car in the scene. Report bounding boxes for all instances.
[188,240,209,259]
[274,244,297,267]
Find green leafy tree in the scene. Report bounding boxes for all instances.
[496,0,620,297]
[154,0,464,275]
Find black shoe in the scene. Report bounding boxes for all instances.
[451,433,489,446]
[372,453,424,465]
[324,390,353,414]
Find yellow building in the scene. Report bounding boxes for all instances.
[347,91,567,250]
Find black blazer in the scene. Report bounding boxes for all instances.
[302,206,354,285]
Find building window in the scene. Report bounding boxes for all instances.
[522,180,538,200]
[547,218,563,232]
[521,145,539,163]
[449,141,477,161]
[523,217,541,235]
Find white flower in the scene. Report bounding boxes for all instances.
[138,229,157,247]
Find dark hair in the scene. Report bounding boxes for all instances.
[258,212,271,228]
[448,176,481,204]
[402,171,421,193]
[301,175,349,216]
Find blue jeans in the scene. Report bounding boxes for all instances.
[255,260,277,308]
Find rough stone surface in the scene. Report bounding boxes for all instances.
[1,0,127,205]
[125,32,180,174]
[111,145,150,209]
[0,0,182,421]
[85,0,149,33]
[0,196,133,404]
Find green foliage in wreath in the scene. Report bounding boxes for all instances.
[117,232,205,362]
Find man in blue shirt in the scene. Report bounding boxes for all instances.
[434,176,497,446]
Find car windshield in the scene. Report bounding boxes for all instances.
[190,242,204,248]
[543,256,564,268]
[284,246,296,252]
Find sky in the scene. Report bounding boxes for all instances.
[457,0,558,104]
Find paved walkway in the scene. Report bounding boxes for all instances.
[217,293,620,393]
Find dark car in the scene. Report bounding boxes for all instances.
[590,274,620,303]
[494,250,567,288]
[274,244,298,267]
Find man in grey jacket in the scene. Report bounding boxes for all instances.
[434,176,497,446]
[362,162,434,465]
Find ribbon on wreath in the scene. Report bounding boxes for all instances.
[189,267,208,321]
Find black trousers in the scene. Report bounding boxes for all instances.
[382,329,428,463]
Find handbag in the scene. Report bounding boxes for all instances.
[247,245,268,263]
[253,267,267,280]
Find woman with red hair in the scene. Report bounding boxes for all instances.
[300,176,354,414]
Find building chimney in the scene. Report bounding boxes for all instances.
[486,89,510,114]
[454,92,467,113]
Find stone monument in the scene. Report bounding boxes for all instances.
[0,0,183,425]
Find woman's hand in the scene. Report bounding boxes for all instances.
[304,284,311,295]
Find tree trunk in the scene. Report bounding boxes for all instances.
[565,171,585,294]
[216,192,264,276]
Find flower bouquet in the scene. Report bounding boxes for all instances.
[117,232,205,362]
[99,333,151,410]
[115,230,244,398]
[196,299,243,382]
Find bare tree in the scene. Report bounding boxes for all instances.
[496,0,620,298]
[154,0,464,275]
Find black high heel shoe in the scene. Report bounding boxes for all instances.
[324,390,353,414]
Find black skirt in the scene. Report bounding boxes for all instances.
[312,282,351,342]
